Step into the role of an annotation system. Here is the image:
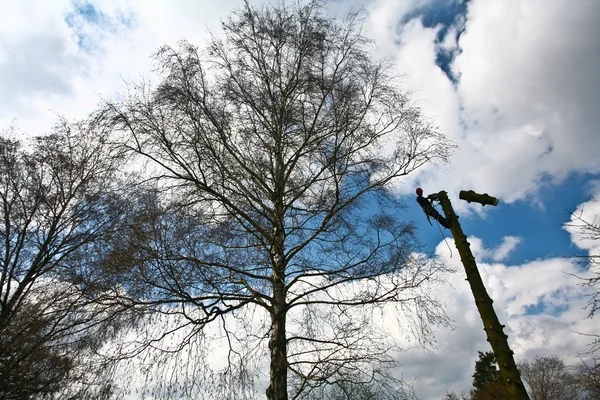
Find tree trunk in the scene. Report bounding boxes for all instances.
[435,191,530,400]
[267,187,288,400]
[267,277,288,400]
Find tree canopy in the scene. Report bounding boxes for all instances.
[90,0,452,398]
[0,120,128,399]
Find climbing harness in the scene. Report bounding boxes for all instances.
[415,188,450,229]
[416,187,453,257]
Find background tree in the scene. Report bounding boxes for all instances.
[470,381,510,400]
[470,351,508,400]
[518,355,579,400]
[564,210,600,353]
[0,121,127,399]
[443,391,471,400]
[299,367,418,400]
[574,357,600,399]
[444,354,597,400]
[472,351,501,393]
[95,1,452,399]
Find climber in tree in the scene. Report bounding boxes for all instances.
[416,188,451,229]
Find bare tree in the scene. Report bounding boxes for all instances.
[294,366,418,399]
[564,209,600,354]
[0,120,127,399]
[96,1,452,399]
[566,211,600,317]
[574,357,600,400]
[518,355,579,400]
[443,391,471,400]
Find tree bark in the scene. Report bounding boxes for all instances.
[267,163,288,400]
[267,225,288,400]
[267,276,288,400]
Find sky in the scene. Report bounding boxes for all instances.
[1,0,599,398]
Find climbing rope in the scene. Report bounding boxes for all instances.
[429,198,453,258]
[435,217,453,258]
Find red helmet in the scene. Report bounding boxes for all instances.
[416,187,423,195]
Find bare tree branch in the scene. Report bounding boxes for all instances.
[91,1,454,399]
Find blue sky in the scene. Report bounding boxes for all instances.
[400,0,468,83]
[411,172,597,263]
[1,0,599,399]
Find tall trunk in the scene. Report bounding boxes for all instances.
[267,156,288,399]
[435,191,530,400]
[267,223,288,400]
[267,274,288,400]
[266,120,289,400]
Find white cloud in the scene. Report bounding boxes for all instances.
[2,0,599,203]
[468,235,522,262]
[564,182,600,255]
[5,0,598,207]
[452,0,600,197]
[489,236,521,261]
[0,0,254,136]
[364,0,600,208]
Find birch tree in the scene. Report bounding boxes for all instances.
[96,1,452,399]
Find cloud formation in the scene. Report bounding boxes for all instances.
[1,1,599,399]
[364,0,600,207]
[4,0,598,207]
[564,182,600,255]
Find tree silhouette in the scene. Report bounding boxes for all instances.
[94,1,452,398]
[0,120,128,399]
